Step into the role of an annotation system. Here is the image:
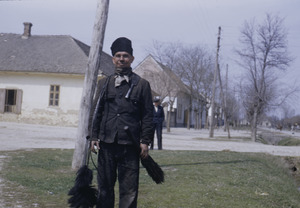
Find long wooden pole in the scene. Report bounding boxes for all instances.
[72,0,110,169]
[209,26,221,138]
[217,63,231,138]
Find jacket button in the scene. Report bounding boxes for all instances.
[117,114,120,117]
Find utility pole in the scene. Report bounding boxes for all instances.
[225,64,228,111]
[209,26,221,138]
[217,63,231,138]
[72,0,110,169]
[225,64,229,133]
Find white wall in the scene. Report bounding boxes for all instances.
[0,72,84,126]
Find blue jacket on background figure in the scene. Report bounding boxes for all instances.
[151,97,164,150]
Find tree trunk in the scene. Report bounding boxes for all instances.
[226,120,231,138]
[251,106,258,142]
[187,94,192,130]
[167,109,171,132]
[199,109,203,129]
[194,111,198,130]
[72,0,110,170]
[205,108,209,129]
[187,109,190,130]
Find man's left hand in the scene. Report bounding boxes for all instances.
[140,143,149,159]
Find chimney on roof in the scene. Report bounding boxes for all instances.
[22,22,33,39]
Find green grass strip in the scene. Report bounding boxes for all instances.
[0,149,299,208]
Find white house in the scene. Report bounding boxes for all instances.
[134,55,206,127]
[0,23,114,126]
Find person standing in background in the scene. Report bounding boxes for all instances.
[151,97,164,150]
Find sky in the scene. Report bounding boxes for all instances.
[1,0,300,115]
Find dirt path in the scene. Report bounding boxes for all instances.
[0,121,300,154]
[161,127,300,156]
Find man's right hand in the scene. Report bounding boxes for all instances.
[90,141,100,153]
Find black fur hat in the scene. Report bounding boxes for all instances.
[110,37,133,56]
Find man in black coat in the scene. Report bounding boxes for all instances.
[90,37,153,208]
[150,97,165,150]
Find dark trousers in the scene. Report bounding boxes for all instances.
[151,123,163,150]
[96,142,140,208]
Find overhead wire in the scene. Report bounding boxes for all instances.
[186,0,217,46]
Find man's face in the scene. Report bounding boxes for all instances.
[112,51,134,68]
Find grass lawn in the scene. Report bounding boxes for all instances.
[0,149,299,208]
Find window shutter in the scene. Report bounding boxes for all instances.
[0,89,5,113]
[15,89,23,114]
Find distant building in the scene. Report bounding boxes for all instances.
[134,55,206,127]
[0,22,114,126]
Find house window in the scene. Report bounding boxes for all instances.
[5,89,17,112]
[49,85,60,106]
[0,89,22,114]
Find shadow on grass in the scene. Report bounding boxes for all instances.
[159,159,257,168]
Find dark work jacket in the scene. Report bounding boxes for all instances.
[153,105,165,124]
[90,72,153,145]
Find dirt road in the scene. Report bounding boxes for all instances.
[0,121,299,156]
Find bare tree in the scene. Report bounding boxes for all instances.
[236,13,293,141]
[161,73,181,132]
[150,41,217,129]
[174,45,214,129]
[280,104,296,128]
[142,69,180,132]
[147,41,184,132]
[150,40,182,70]
[223,88,241,127]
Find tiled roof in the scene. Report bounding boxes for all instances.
[0,33,114,76]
